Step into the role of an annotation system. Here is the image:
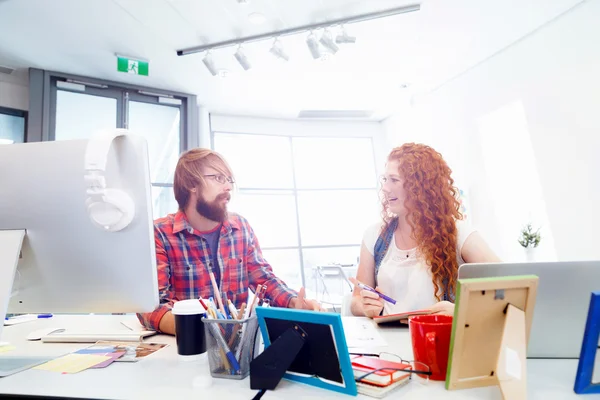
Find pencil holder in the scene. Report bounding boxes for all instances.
[203,314,259,379]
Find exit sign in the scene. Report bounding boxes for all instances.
[117,56,149,76]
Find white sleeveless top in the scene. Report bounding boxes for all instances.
[362,219,474,315]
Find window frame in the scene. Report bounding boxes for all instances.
[27,68,198,151]
[212,129,380,288]
[0,106,28,142]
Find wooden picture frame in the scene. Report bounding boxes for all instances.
[445,275,539,400]
[574,291,600,394]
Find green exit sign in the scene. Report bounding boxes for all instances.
[117,56,149,76]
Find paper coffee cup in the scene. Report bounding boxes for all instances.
[172,299,207,357]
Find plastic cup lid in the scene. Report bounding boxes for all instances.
[172,299,207,315]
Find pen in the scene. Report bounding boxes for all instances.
[205,322,241,373]
[37,314,53,318]
[351,278,397,305]
[198,297,209,311]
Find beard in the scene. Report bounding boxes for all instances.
[195,192,230,222]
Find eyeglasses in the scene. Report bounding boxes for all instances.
[350,352,431,385]
[204,174,235,185]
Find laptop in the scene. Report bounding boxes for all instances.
[0,356,51,377]
[458,260,600,359]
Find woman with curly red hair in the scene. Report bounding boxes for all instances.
[351,143,500,318]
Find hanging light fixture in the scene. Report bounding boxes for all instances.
[234,46,251,70]
[336,25,356,44]
[269,38,289,61]
[306,32,321,59]
[202,52,218,76]
[319,29,339,54]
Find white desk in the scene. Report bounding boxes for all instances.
[0,315,594,399]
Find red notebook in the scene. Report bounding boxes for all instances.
[372,309,433,324]
[351,355,411,387]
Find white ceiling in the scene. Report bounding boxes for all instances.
[0,0,584,120]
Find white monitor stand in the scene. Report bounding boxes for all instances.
[0,230,25,345]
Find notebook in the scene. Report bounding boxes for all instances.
[372,309,433,324]
[356,377,410,398]
[351,356,411,386]
[40,329,156,343]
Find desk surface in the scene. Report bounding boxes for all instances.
[0,315,593,399]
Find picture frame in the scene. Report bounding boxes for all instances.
[574,291,600,394]
[254,307,357,396]
[445,275,539,400]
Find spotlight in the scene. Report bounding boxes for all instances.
[336,26,356,44]
[269,39,289,61]
[202,52,218,76]
[306,32,321,59]
[319,29,339,54]
[234,46,251,70]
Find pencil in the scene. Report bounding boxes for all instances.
[237,303,247,321]
[209,271,227,316]
[247,285,263,318]
[227,302,247,348]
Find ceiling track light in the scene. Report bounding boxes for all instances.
[319,29,339,54]
[234,46,251,70]
[306,32,321,59]
[336,25,356,44]
[269,38,289,61]
[177,5,419,57]
[202,52,218,76]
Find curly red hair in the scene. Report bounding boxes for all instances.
[382,143,462,301]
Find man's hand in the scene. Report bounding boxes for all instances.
[430,300,455,316]
[289,287,323,311]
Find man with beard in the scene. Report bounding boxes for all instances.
[137,148,320,334]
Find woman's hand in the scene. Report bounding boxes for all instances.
[360,288,385,318]
[430,300,455,316]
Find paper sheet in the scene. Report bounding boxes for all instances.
[0,344,16,353]
[89,341,168,362]
[75,349,126,368]
[33,354,111,374]
[342,317,388,348]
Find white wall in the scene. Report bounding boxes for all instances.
[0,70,28,111]
[382,0,600,262]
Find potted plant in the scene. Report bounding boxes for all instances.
[518,224,541,262]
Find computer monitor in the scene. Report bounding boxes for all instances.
[458,260,600,358]
[0,133,158,340]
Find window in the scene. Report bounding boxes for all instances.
[0,106,26,144]
[213,132,380,293]
[31,71,197,218]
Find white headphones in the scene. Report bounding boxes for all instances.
[84,129,135,232]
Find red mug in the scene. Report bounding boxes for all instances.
[409,314,453,381]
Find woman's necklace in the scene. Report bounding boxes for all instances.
[395,225,414,259]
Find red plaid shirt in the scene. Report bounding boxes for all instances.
[137,210,297,331]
